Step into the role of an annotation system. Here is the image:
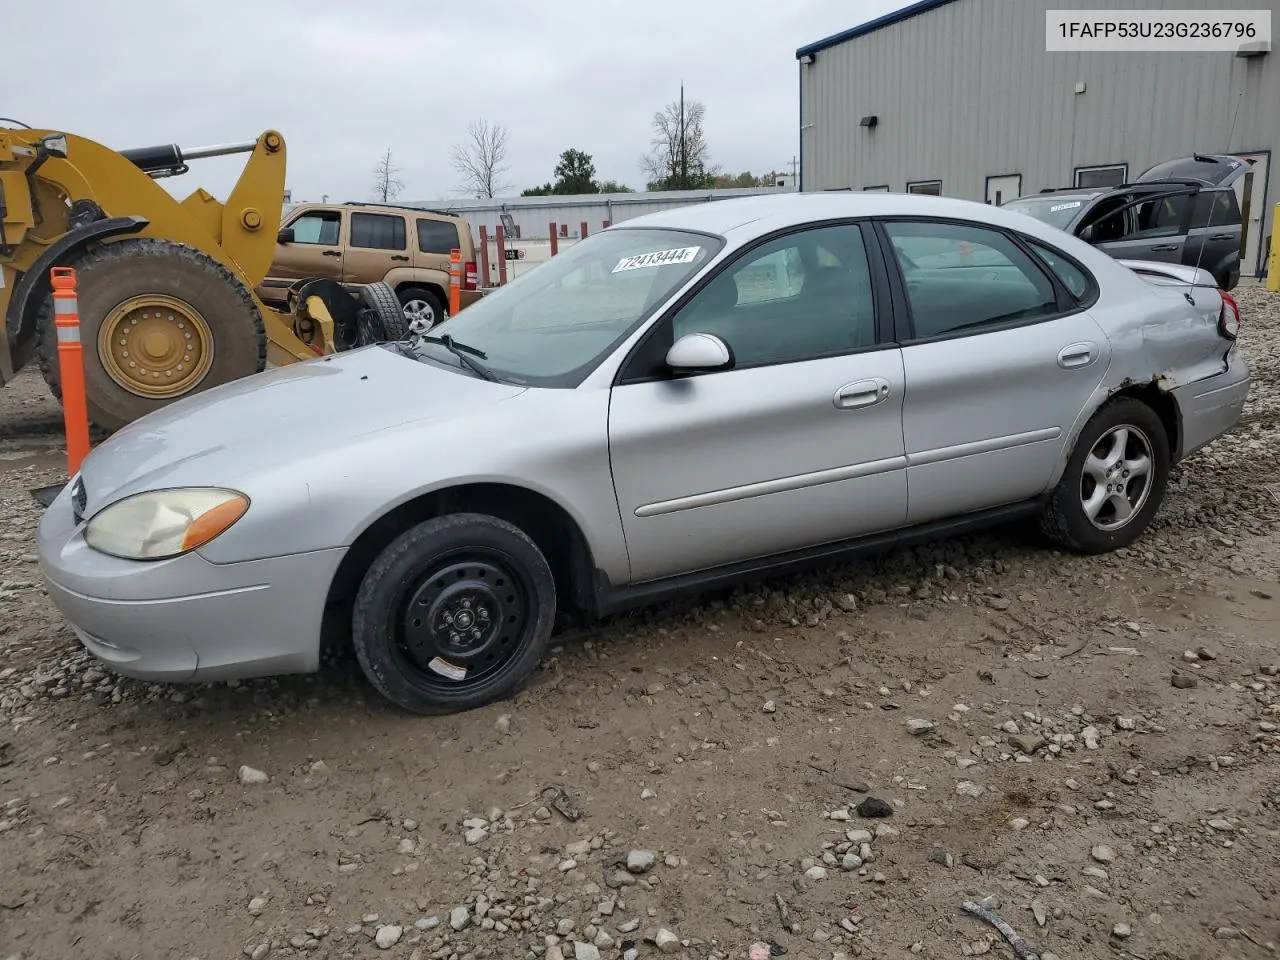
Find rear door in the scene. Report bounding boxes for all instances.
[878,218,1113,524]
[273,207,344,280]
[342,211,408,283]
[1184,189,1242,284]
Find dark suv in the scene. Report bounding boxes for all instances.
[1003,155,1246,290]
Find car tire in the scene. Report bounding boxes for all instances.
[360,281,411,341]
[397,286,446,333]
[351,513,557,714]
[1040,397,1170,554]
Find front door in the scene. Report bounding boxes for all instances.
[608,223,907,583]
[878,219,1113,524]
[342,210,409,283]
[986,174,1022,206]
[273,208,344,280]
[1233,152,1270,276]
[1090,190,1190,265]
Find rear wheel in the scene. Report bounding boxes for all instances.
[37,238,266,431]
[1040,397,1170,553]
[396,285,445,334]
[351,514,556,714]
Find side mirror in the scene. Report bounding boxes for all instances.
[666,333,735,373]
[277,227,295,244]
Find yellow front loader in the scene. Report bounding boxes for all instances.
[0,125,400,430]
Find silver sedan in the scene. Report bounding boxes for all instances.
[38,193,1249,714]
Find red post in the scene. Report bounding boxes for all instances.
[495,226,508,285]
[448,248,462,315]
[478,225,491,288]
[50,267,90,475]
[580,221,589,239]
[549,222,559,256]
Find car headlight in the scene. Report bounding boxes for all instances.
[84,488,249,561]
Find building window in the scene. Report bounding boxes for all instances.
[1074,164,1128,189]
[907,180,942,196]
[863,185,890,192]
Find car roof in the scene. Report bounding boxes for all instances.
[613,191,1094,242]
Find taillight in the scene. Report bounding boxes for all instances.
[1218,290,1241,340]
[463,262,478,291]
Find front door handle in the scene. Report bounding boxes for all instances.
[834,378,891,410]
[1149,243,1179,252]
[1057,341,1098,369]
[391,254,410,262]
[322,250,342,257]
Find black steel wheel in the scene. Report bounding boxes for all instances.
[352,513,556,714]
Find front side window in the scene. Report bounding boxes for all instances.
[1128,195,1189,239]
[411,228,720,386]
[670,224,877,367]
[287,211,341,245]
[350,212,407,250]
[884,220,1058,339]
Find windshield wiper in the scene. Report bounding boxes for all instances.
[421,334,500,382]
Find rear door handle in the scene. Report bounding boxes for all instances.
[1149,243,1179,252]
[834,378,891,410]
[1057,341,1098,369]
[322,250,342,257]
[1209,233,1235,240]
[391,255,410,262]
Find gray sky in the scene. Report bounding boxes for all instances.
[9,0,906,204]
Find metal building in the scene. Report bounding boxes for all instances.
[796,0,1277,278]
[403,182,796,243]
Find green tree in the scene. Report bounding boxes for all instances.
[597,180,634,193]
[552,148,598,194]
[521,183,554,196]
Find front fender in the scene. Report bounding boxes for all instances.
[6,215,148,341]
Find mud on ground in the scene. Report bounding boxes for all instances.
[1,286,1278,960]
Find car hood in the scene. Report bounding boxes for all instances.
[77,345,525,513]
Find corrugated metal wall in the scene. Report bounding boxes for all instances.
[799,0,1278,273]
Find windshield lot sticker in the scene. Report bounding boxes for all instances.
[613,247,701,273]
[1050,201,1083,212]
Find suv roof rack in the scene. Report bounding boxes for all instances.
[343,201,462,218]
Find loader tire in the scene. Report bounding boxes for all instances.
[360,281,411,341]
[37,238,266,432]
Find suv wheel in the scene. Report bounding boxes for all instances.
[398,287,446,333]
[351,513,556,714]
[1040,397,1170,554]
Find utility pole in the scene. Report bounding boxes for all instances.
[678,83,686,188]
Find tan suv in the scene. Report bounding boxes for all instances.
[259,202,481,328]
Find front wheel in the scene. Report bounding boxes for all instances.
[1040,397,1170,554]
[351,514,557,714]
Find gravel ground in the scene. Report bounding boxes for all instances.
[1,284,1279,960]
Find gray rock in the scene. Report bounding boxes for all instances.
[956,781,985,799]
[762,700,776,714]
[247,896,268,916]
[1171,672,1199,689]
[856,796,893,818]
[928,849,954,868]
[627,850,656,873]
[845,828,872,844]
[837,593,858,612]
[804,865,828,880]
[574,942,601,960]
[375,925,403,949]
[906,718,934,735]
[1112,923,1131,940]
[1195,646,1217,661]
[617,918,641,933]
[237,765,269,785]
[464,826,489,845]
[655,929,682,954]
[1009,734,1046,754]
[1091,844,1116,864]
[841,852,863,871]
[450,906,471,931]
[415,916,440,930]
[495,714,512,734]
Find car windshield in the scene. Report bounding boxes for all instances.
[1001,195,1092,230]
[410,228,721,387]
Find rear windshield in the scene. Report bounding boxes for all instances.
[1001,196,1091,231]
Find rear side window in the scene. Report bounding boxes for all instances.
[884,220,1058,339]
[350,212,407,250]
[288,211,340,245]
[1024,239,1091,301]
[417,218,462,255]
[1190,190,1241,228]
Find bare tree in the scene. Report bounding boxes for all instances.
[450,119,512,198]
[371,146,405,202]
[641,87,716,191]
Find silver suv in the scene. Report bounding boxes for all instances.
[1003,155,1247,290]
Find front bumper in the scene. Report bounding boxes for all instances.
[1171,349,1250,460]
[37,482,346,683]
